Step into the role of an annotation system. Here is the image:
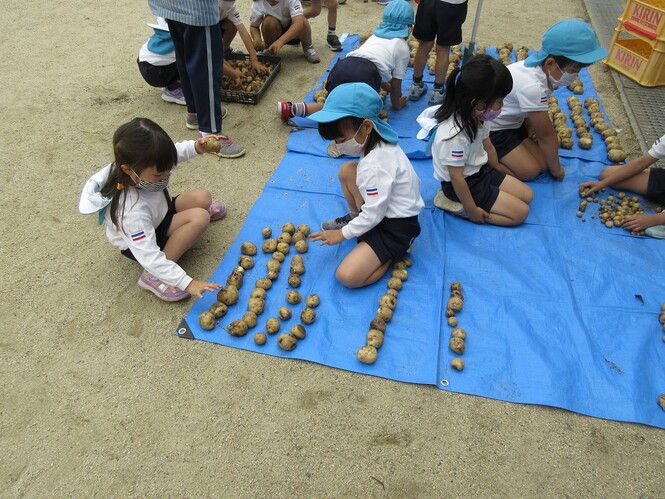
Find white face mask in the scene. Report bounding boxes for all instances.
[549,61,578,87]
[336,123,368,156]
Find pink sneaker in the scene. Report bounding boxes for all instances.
[137,271,190,302]
[208,201,227,221]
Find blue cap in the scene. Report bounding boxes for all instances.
[373,0,414,40]
[147,29,174,55]
[524,19,608,67]
[309,83,399,144]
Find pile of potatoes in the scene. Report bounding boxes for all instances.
[548,95,574,150]
[496,42,513,66]
[567,76,584,95]
[566,95,594,150]
[356,256,413,364]
[584,98,627,162]
[221,58,277,93]
[198,265,248,331]
[446,282,466,371]
[578,187,647,235]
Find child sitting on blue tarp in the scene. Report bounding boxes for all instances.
[579,133,665,238]
[308,83,424,288]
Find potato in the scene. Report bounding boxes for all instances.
[199,311,216,330]
[290,324,306,339]
[277,333,297,350]
[217,285,239,306]
[282,222,296,235]
[300,307,316,324]
[608,149,627,162]
[659,394,665,411]
[272,251,285,262]
[254,332,267,345]
[290,262,306,275]
[283,290,300,305]
[370,317,386,333]
[209,301,228,319]
[238,255,254,270]
[262,239,278,253]
[449,337,466,354]
[227,319,248,337]
[278,306,292,321]
[448,297,463,312]
[266,318,281,334]
[296,224,311,237]
[226,266,244,288]
[560,137,574,149]
[291,255,304,266]
[392,268,408,281]
[242,311,258,328]
[447,317,458,327]
[451,358,465,371]
[261,227,272,238]
[386,288,398,298]
[579,137,593,150]
[241,242,257,256]
[250,288,266,299]
[277,242,290,254]
[255,278,272,290]
[572,85,583,94]
[305,294,320,308]
[403,256,414,267]
[357,345,378,364]
[292,231,306,243]
[445,309,455,318]
[379,294,397,310]
[388,277,403,290]
[277,232,292,245]
[450,282,462,292]
[451,328,467,339]
[247,297,265,315]
[659,312,665,325]
[450,290,463,300]
[287,274,301,288]
[594,123,609,133]
[393,261,407,270]
[201,136,220,153]
[295,240,309,253]
[601,128,617,139]
[367,329,384,348]
[376,306,393,323]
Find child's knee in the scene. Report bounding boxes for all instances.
[192,207,211,227]
[194,188,213,207]
[522,184,534,204]
[335,266,360,288]
[513,203,530,225]
[338,161,357,181]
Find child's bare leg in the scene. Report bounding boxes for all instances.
[163,208,210,262]
[326,0,338,31]
[261,17,283,46]
[300,18,313,46]
[487,191,530,226]
[434,44,450,87]
[338,161,363,214]
[599,165,650,195]
[174,188,212,211]
[336,242,390,288]
[222,19,237,48]
[498,175,533,204]
[412,40,434,79]
[500,140,547,181]
[304,0,322,18]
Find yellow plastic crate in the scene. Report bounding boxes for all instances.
[606,35,665,86]
[620,0,665,41]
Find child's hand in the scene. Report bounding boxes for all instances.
[579,180,601,196]
[252,60,269,75]
[623,214,659,232]
[549,166,565,181]
[468,206,491,224]
[268,41,283,55]
[311,229,345,246]
[253,38,266,52]
[186,280,222,299]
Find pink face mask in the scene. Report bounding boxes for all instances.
[474,107,502,122]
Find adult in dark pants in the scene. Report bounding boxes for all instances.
[148,0,246,158]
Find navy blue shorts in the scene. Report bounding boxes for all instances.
[441,164,506,212]
[413,0,468,46]
[325,57,382,93]
[647,167,665,205]
[358,215,421,264]
[489,124,529,160]
[137,59,180,88]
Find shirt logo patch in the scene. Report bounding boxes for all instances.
[366,187,378,196]
[131,231,146,241]
[451,150,464,159]
[655,138,661,146]
[540,95,548,103]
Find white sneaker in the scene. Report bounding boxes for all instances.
[303,45,320,64]
[161,87,186,105]
[434,189,466,217]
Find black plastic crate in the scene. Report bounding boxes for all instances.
[221,53,281,105]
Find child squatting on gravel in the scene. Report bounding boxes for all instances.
[579,133,665,238]
[418,54,532,226]
[308,83,425,288]
[79,118,227,302]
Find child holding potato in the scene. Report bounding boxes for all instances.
[420,54,533,226]
[579,134,665,238]
[488,19,608,181]
[308,83,424,288]
[79,118,226,302]
[219,0,269,75]
[278,0,415,121]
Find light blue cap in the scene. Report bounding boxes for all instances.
[309,83,399,144]
[524,19,608,67]
[373,0,414,40]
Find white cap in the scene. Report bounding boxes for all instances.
[147,17,169,32]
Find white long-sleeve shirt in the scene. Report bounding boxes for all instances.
[80,141,199,291]
[341,142,424,240]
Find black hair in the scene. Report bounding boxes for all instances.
[435,54,513,142]
[317,116,387,155]
[547,55,591,70]
[100,117,177,229]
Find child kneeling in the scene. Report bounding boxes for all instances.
[422,54,532,226]
[79,118,226,302]
[309,83,425,288]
